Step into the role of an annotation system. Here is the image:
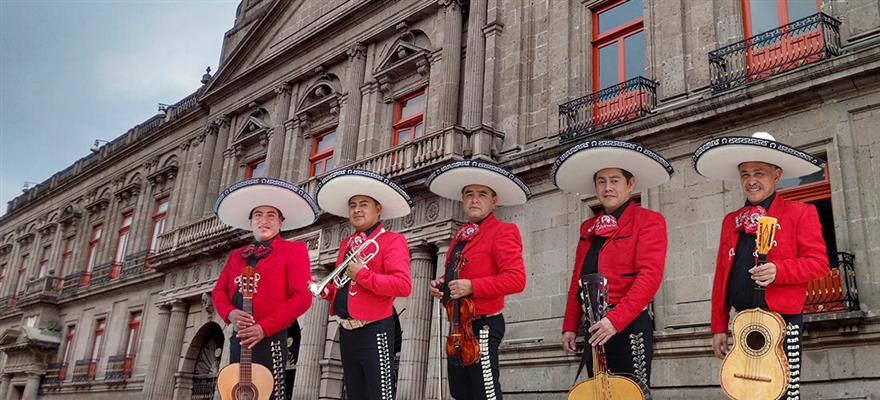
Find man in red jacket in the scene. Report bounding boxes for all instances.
[211,178,320,400]
[551,139,674,387]
[426,160,531,400]
[313,169,413,400]
[694,132,829,400]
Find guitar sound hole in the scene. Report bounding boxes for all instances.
[234,384,257,400]
[746,330,766,351]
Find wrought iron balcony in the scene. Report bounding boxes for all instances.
[558,76,658,141]
[709,12,842,93]
[105,354,134,381]
[803,251,859,314]
[43,362,67,386]
[71,359,97,383]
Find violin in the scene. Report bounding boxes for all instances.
[442,253,480,366]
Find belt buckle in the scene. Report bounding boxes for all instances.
[340,318,367,330]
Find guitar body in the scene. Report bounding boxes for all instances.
[217,362,274,400]
[567,373,647,400]
[720,308,789,400]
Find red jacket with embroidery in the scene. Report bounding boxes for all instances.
[440,214,527,315]
[711,196,828,334]
[212,235,313,336]
[563,203,668,333]
[321,224,412,321]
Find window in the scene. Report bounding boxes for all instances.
[125,312,142,356]
[90,318,105,362]
[59,235,75,276]
[82,225,102,286]
[60,324,76,380]
[245,157,267,179]
[111,213,133,278]
[39,244,52,278]
[0,264,5,297]
[392,90,426,146]
[593,0,644,91]
[742,0,821,77]
[743,0,818,38]
[309,129,336,177]
[778,160,836,258]
[146,197,170,259]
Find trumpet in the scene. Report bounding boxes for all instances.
[309,229,384,297]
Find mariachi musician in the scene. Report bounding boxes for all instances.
[551,139,673,387]
[211,178,319,400]
[427,160,531,400]
[312,169,413,400]
[693,132,829,400]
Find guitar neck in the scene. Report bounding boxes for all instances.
[753,253,768,307]
[240,298,253,385]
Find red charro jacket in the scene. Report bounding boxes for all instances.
[322,224,412,321]
[711,195,828,334]
[563,203,667,333]
[212,235,312,336]
[441,213,527,315]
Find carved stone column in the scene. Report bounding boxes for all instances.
[168,140,193,228]
[143,303,171,397]
[280,119,297,181]
[21,373,40,400]
[437,0,464,128]
[178,135,203,223]
[0,373,11,400]
[266,83,293,178]
[150,300,189,400]
[462,0,487,129]
[291,298,329,399]
[191,121,220,219]
[337,42,367,166]
[205,116,232,211]
[397,243,438,398]
[424,240,450,399]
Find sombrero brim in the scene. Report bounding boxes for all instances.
[550,139,674,196]
[693,136,825,181]
[315,169,413,219]
[426,160,531,206]
[213,178,319,231]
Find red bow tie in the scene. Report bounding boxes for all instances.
[346,232,368,254]
[588,214,619,237]
[454,223,480,242]
[735,205,766,234]
[241,242,272,265]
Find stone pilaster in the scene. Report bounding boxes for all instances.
[168,139,192,229]
[143,303,171,396]
[149,300,189,400]
[291,299,329,399]
[205,116,231,211]
[266,83,293,178]
[438,0,464,128]
[191,121,220,219]
[337,42,367,166]
[397,243,438,398]
[0,373,10,400]
[424,240,450,399]
[178,135,203,224]
[280,119,297,182]
[462,0,487,129]
[129,181,153,255]
[21,373,40,400]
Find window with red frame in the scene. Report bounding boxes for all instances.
[82,225,102,286]
[593,0,644,91]
[310,129,336,177]
[743,0,818,38]
[59,235,76,276]
[125,312,141,356]
[38,244,52,278]
[90,318,105,362]
[245,157,267,179]
[393,90,426,146]
[146,197,170,259]
[60,324,76,380]
[777,160,836,258]
[111,213,133,278]
[742,0,821,77]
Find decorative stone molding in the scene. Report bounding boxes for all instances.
[113,181,142,205]
[147,164,179,189]
[37,223,57,238]
[58,203,83,227]
[373,24,431,100]
[274,82,292,96]
[84,196,110,218]
[201,292,214,320]
[294,74,342,126]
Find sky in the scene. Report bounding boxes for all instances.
[0,0,240,216]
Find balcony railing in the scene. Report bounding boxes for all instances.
[105,354,134,381]
[803,251,859,314]
[43,362,67,386]
[709,12,842,93]
[20,276,62,304]
[71,359,97,383]
[558,76,658,141]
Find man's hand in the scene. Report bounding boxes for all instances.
[237,324,266,349]
[309,278,328,300]
[447,279,473,299]
[346,258,365,280]
[750,262,776,287]
[712,333,729,359]
[587,317,617,346]
[429,277,445,300]
[228,309,255,331]
[562,331,578,353]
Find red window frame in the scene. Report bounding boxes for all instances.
[39,245,52,278]
[90,318,105,362]
[111,213,133,279]
[146,197,170,265]
[742,0,820,39]
[778,163,830,203]
[309,128,336,177]
[60,324,76,380]
[82,225,102,286]
[392,90,426,146]
[741,0,821,78]
[591,0,644,91]
[245,157,267,179]
[125,311,142,357]
[59,235,75,276]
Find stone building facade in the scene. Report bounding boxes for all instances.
[0,0,878,399]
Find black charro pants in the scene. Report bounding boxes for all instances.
[579,309,653,387]
[340,316,396,400]
[447,313,505,400]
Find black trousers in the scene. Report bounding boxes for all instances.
[579,309,653,386]
[230,329,289,400]
[340,316,396,400]
[448,314,505,400]
[780,313,803,400]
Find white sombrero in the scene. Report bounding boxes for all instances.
[315,169,413,219]
[693,132,825,181]
[213,178,319,231]
[550,139,674,196]
[426,160,531,206]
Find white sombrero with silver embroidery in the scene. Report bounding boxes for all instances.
[550,139,674,196]
[213,178,319,231]
[426,160,531,206]
[315,169,413,219]
[693,132,825,181]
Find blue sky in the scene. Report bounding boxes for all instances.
[0,0,239,216]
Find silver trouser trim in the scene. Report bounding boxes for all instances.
[377,331,393,400]
[785,323,801,400]
[480,325,497,400]
[629,331,648,385]
[270,339,285,400]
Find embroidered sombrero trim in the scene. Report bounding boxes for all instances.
[691,136,826,171]
[316,168,413,206]
[425,160,532,199]
[549,139,674,186]
[212,177,319,217]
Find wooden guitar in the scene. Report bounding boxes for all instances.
[720,216,789,400]
[217,264,274,400]
[568,273,648,400]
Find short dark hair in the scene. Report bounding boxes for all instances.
[248,206,284,221]
[593,168,634,183]
[461,184,497,197]
[348,195,381,206]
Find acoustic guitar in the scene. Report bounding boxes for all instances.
[568,273,649,400]
[720,216,789,400]
[217,264,274,400]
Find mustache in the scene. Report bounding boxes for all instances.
[745,183,763,191]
